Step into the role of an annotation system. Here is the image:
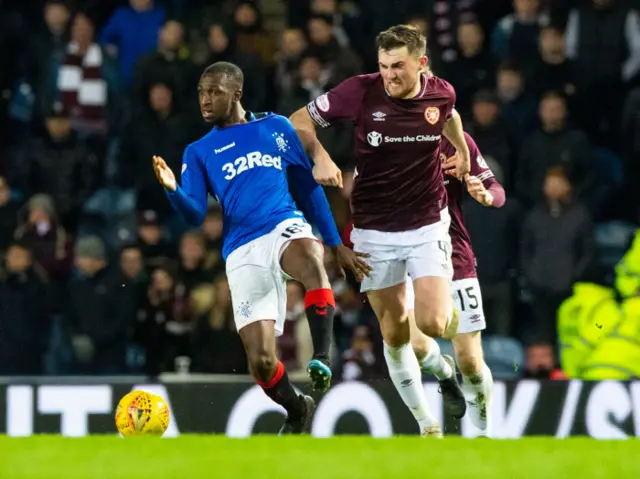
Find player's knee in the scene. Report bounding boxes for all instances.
[411,334,430,362]
[380,315,410,347]
[456,351,483,377]
[417,313,448,338]
[287,240,327,289]
[248,351,278,383]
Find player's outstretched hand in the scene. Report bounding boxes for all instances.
[443,153,471,180]
[332,244,372,282]
[466,175,494,206]
[442,154,457,176]
[153,155,177,192]
[312,147,343,188]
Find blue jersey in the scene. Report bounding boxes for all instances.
[166,113,341,259]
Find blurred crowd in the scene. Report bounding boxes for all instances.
[0,0,639,380]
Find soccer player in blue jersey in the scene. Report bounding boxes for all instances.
[152,62,371,434]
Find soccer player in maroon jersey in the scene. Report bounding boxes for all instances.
[290,24,471,436]
[407,132,506,437]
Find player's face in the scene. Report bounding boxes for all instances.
[378,46,426,99]
[198,73,241,125]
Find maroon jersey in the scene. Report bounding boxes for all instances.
[307,73,455,232]
[440,132,498,280]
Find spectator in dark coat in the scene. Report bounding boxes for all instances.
[132,18,197,118]
[528,26,579,104]
[0,242,49,375]
[29,0,71,99]
[22,103,102,232]
[65,235,135,374]
[496,61,539,152]
[466,90,514,190]
[119,81,195,218]
[520,167,595,343]
[464,167,522,336]
[133,264,175,376]
[135,209,175,271]
[516,91,592,209]
[492,0,548,63]
[447,20,496,116]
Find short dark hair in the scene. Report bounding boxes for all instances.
[540,90,566,104]
[376,24,427,57]
[46,0,70,8]
[540,25,564,36]
[202,61,244,89]
[497,60,523,75]
[458,18,482,29]
[120,243,142,253]
[308,13,333,27]
[8,240,30,252]
[163,17,184,28]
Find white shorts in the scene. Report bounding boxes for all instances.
[351,209,453,292]
[226,218,316,336]
[405,276,486,334]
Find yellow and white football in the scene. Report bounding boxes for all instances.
[115,390,170,437]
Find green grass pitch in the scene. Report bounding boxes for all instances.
[0,436,637,479]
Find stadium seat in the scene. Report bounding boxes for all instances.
[481,335,525,380]
[595,221,637,269]
[434,336,524,380]
[593,148,624,186]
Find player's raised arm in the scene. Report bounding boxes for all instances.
[155,145,208,226]
[290,76,368,188]
[293,126,343,188]
[442,109,471,180]
[288,164,372,281]
[443,132,506,208]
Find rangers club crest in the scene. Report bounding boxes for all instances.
[424,106,440,125]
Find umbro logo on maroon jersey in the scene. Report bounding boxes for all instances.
[372,111,386,121]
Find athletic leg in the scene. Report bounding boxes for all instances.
[226,228,315,434]
[404,222,458,340]
[453,332,492,436]
[406,278,466,419]
[409,311,452,379]
[412,275,459,340]
[239,320,314,434]
[367,281,441,437]
[351,227,441,436]
[280,236,334,391]
[451,278,493,436]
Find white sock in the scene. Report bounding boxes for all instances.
[462,364,493,436]
[418,337,453,380]
[384,342,439,432]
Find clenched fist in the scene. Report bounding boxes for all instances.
[312,148,343,188]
